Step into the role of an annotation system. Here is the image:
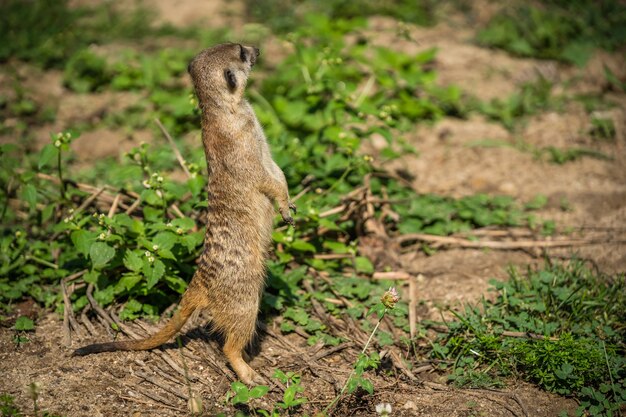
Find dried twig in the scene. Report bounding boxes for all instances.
[408,274,419,338]
[155,118,191,178]
[396,233,592,249]
[311,342,355,362]
[372,271,412,280]
[107,193,121,218]
[124,197,142,215]
[135,370,188,401]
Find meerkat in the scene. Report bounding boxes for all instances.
[73,43,296,385]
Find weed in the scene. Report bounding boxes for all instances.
[431,261,626,416]
[477,1,626,66]
[477,77,559,130]
[243,0,437,33]
[224,370,307,416]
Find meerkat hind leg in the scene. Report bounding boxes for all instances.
[223,333,264,385]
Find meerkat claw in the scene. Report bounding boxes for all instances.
[289,201,297,214]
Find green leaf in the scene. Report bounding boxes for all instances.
[116,274,142,292]
[14,316,34,331]
[164,275,187,294]
[144,259,165,289]
[71,230,97,257]
[290,239,316,252]
[354,256,374,274]
[89,242,116,269]
[38,144,58,170]
[20,184,37,210]
[360,378,374,394]
[123,250,143,272]
[249,385,269,399]
[153,231,178,250]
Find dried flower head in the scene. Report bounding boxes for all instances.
[381,287,399,309]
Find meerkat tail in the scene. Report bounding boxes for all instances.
[72,291,197,356]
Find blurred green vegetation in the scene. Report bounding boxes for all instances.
[478,0,626,66]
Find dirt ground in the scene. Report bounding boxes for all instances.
[1,1,625,416]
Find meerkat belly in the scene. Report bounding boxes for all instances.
[199,187,274,286]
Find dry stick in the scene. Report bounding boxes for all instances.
[61,279,73,347]
[133,386,179,409]
[396,233,591,249]
[135,370,189,401]
[408,274,418,339]
[75,187,107,215]
[311,342,355,362]
[119,394,181,412]
[85,284,112,323]
[319,204,347,218]
[372,271,412,281]
[313,253,353,260]
[125,197,142,215]
[144,362,184,387]
[170,204,185,218]
[155,118,191,179]
[107,193,121,218]
[80,306,97,336]
[156,350,198,382]
[291,185,311,203]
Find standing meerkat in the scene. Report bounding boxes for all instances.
[73,43,296,385]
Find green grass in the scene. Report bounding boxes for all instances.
[477,1,626,66]
[243,0,438,33]
[429,261,626,416]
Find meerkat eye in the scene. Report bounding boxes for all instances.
[239,44,248,63]
[224,69,237,90]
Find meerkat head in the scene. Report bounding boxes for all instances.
[188,43,260,111]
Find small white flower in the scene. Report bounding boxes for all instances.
[142,180,150,189]
[157,176,163,183]
[99,233,106,240]
[376,403,392,416]
[152,245,159,251]
[54,140,61,148]
[148,256,155,263]
[145,251,151,257]
[166,222,173,228]
[176,228,184,235]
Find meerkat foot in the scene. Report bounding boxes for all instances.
[224,337,265,386]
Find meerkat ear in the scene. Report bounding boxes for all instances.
[224,69,237,90]
[239,44,248,63]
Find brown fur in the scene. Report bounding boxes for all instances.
[72,43,295,385]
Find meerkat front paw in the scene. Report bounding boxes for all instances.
[289,201,297,214]
[280,203,296,227]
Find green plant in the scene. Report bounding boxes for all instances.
[477,1,626,66]
[0,394,22,417]
[477,77,558,130]
[430,261,626,416]
[224,370,307,416]
[323,288,398,415]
